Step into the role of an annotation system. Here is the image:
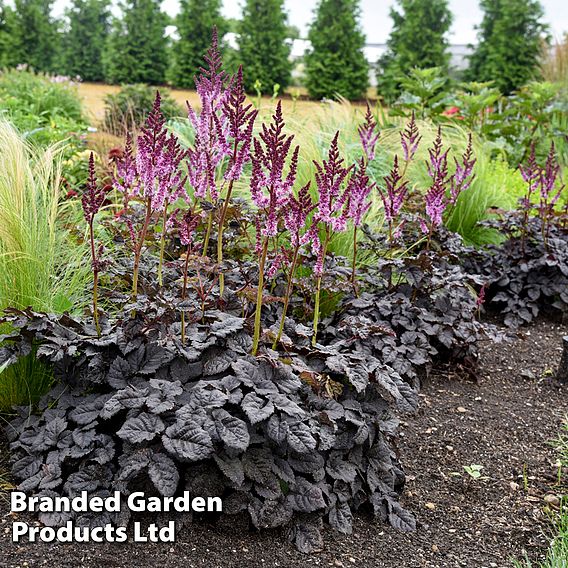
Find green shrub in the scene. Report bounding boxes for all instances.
[0,68,84,125]
[103,0,169,85]
[102,84,184,136]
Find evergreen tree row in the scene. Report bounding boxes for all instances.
[0,0,550,101]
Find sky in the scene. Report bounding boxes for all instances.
[52,0,568,45]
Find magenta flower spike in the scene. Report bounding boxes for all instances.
[378,155,409,245]
[449,134,476,205]
[217,65,258,295]
[424,127,450,231]
[112,91,187,297]
[186,28,232,203]
[400,112,421,163]
[313,132,352,241]
[82,153,106,225]
[358,103,379,162]
[81,153,106,336]
[250,101,298,238]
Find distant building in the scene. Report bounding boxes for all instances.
[290,39,473,86]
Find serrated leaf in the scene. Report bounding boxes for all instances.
[148,453,179,496]
[287,478,326,513]
[241,393,274,424]
[107,356,131,389]
[387,498,416,532]
[286,422,317,453]
[213,454,245,486]
[163,424,213,462]
[329,502,353,534]
[212,409,250,451]
[117,412,165,444]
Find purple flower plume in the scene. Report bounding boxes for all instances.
[424,127,450,228]
[169,208,201,248]
[82,153,106,224]
[379,155,409,223]
[358,103,379,162]
[541,142,563,208]
[250,101,298,238]
[222,66,258,181]
[400,112,421,162]
[346,158,374,227]
[284,182,316,248]
[519,142,564,217]
[114,92,187,212]
[313,132,352,232]
[310,132,354,274]
[187,29,232,201]
[449,134,476,204]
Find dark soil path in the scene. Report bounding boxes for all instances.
[1,320,567,568]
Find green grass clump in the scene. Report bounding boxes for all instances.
[0,119,90,411]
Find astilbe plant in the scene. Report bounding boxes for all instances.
[186,32,257,297]
[81,153,106,336]
[310,133,352,345]
[377,113,420,247]
[249,101,299,355]
[519,142,564,251]
[358,103,379,162]
[422,129,475,248]
[217,66,257,295]
[113,92,187,297]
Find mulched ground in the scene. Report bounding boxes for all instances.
[1,319,567,568]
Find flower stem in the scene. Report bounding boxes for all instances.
[351,226,358,291]
[252,238,269,356]
[132,198,153,300]
[273,245,300,349]
[312,229,329,347]
[181,245,191,344]
[157,202,169,287]
[217,179,235,297]
[202,212,212,257]
[88,219,100,337]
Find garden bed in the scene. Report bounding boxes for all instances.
[2,318,566,567]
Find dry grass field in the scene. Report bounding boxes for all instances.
[77,82,347,125]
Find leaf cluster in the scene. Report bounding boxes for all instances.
[1,304,417,552]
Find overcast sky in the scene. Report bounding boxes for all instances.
[52,0,568,45]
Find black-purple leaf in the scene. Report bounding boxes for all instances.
[241,392,274,424]
[329,502,353,534]
[162,424,213,462]
[212,409,250,451]
[117,412,165,444]
[149,453,179,496]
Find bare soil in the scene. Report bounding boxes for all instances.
[1,319,567,568]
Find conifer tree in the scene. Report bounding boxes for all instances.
[0,2,19,68]
[11,0,60,72]
[170,0,226,88]
[63,0,110,82]
[305,0,369,101]
[237,0,292,94]
[467,0,548,93]
[377,0,452,102]
[104,0,169,85]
